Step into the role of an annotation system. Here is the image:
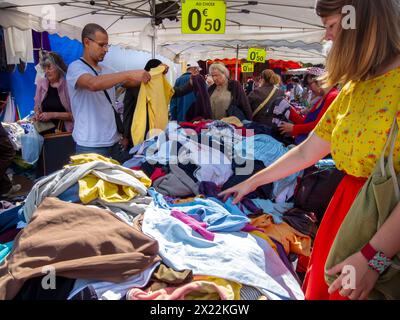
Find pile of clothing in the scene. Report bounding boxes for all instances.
[0,117,335,300]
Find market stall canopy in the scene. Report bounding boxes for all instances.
[0,0,326,62]
[162,39,325,63]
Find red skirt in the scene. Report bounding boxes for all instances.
[302,174,367,300]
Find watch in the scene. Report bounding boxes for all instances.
[361,243,392,275]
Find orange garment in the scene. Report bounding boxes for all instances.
[172,195,205,204]
[250,215,311,256]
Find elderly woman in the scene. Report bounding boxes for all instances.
[208,63,252,120]
[34,52,73,134]
[279,69,339,145]
[247,69,284,125]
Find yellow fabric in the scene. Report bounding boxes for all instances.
[250,215,311,256]
[131,66,174,145]
[78,175,138,204]
[69,154,151,204]
[192,276,242,300]
[69,153,120,166]
[249,230,278,253]
[221,116,243,127]
[313,67,400,178]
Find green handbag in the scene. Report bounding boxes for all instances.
[325,119,400,300]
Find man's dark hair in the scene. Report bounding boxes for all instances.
[81,23,107,43]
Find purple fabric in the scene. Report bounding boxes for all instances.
[185,74,212,121]
[32,30,51,65]
[199,181,219,197]
[170,210,215,241]
[270,237,301,285]
[0,227,20,243]
[241,224,265,233]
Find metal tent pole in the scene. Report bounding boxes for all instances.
[151,0,156,58]
[235,44,239,80]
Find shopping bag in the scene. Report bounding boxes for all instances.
[20,125,44,165]
[325,119,400,300]
[33,121,56,134]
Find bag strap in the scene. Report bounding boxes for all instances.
[56,120,64,133]
[379,118,400,200]
[252,86,277,118]
[79,58,123,134]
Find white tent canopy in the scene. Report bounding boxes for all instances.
[0,0,326,62]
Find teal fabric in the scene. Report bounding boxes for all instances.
[0,241,13,263]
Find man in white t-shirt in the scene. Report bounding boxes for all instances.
[66,23,151,161]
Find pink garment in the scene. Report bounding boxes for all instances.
[241,224,265,233]
[171,210,215,241]
[34,77,73,132]
[126,281,229,300]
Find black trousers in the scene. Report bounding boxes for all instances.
[0,135,15,194]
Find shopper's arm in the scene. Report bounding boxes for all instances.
[38,112,73,122]
[76,70,150,91]
[219,133,331,203]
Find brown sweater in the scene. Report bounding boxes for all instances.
[0,197,160,300]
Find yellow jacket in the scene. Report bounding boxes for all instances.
[131,66,174,145]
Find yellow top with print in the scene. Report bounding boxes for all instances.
[313,67,400,178]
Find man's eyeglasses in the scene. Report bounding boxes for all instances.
[87,37,111,49]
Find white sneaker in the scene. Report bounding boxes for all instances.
[1,184,22,197]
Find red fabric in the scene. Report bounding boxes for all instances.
[302,174,367,300]
[150,167,167,182]
[178,121,211,134]
[289,107,305,124]
[360,243,377,261]
[297,255,310,273]
[292,88,339,137]
[230,124,251,136]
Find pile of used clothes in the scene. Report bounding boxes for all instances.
[0,117,335,300]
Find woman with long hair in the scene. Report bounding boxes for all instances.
[220,0,400,300]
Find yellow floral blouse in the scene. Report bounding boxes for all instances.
[314,67,400,178]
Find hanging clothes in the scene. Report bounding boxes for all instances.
[131,66,174,145]
[0,27,9,71]
[3,27,34,64]
[31,30,51,65]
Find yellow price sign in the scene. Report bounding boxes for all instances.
[241,63,254,73]
[247,48,267,63]
[181,0,226,34]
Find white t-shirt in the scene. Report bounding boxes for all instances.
[66,59,120,147]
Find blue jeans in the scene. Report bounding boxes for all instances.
[75,142,130,163]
